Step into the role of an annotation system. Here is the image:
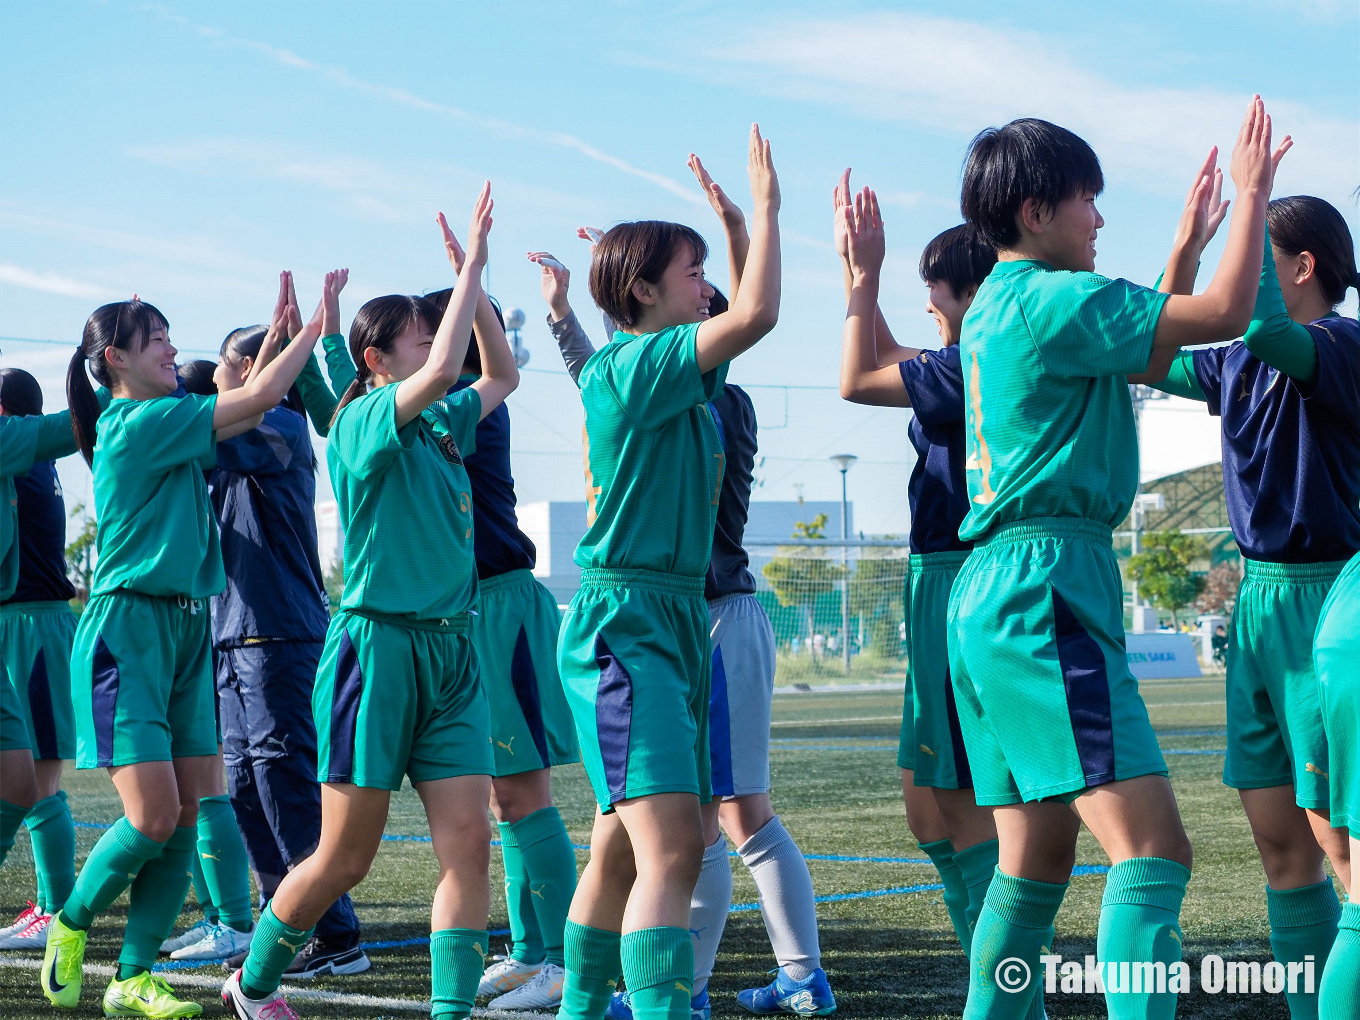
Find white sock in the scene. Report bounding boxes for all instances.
[738,815,820,981]
[689,835,733,994]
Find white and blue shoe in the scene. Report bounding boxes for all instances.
[737,968,837,1016]
[608,986,711,1020]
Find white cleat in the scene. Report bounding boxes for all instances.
[161,919,215,955]
[221,968,300,1020]
[171,922,255,961]
[1,902,42,939]
[477,955,542,997]
[488,963,565,1010]
[0,910,52,950]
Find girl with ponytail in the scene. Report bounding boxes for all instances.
[39,274,329,1018]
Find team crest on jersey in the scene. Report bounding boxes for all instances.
[437,433,463,466]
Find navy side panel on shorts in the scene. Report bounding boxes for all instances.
[942,667,973,789]
[26,648,59,759]
[593,635,633,804]
[1053,590,1116,786]
[708,645,734,797]
[510,625,550,769]
[91,637,120,767]
[326,631,364,783]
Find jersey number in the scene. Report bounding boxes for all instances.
[965,350,996,505]
[711,453,725,505]
[582,424,602,526]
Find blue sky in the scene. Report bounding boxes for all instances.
[3,0,1357,537]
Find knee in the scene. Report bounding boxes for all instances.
[640,828,704,889]
[329,855,375,893]
[130,811,180,845]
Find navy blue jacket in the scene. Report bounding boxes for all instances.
[899,346,973,555]
[706,385,758,599]
[4,462,76,604]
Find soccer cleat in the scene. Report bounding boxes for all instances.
[477,954,542,996]
[607,987,711,1020]
[102,971,203,1018]
[221,968,300,1020]
[488,962,565,1009]
[170,922,255,961]
[737,968,837,1016]
[279,934,370,978]
[40,913,87,1008]
[160,920,215,956]
[0,910,53,949]
[1,901,42,939]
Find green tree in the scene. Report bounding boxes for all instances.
[761,514,845,656]
[65,501,97,604]
[1127,530,1209,629]
[323,558,345,615]
[848,539,906,661]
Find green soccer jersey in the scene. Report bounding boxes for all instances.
[90,395,224,598]
[329,382,481,620]
[575,322,728,576]
[957,260,1168,541]
[0,412,75,601]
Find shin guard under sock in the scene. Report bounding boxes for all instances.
[963,869,1067,1020]
[738,815,822,980]
[197,795,253,931]
[26,792,76,914]
[512,807,578,968]
[1097,857,1190,1020]
[61,817,166,930]
[499,821,545,963]
[621,927,694,1020]
[955,838,1000,938]
[921,838,973,957]
[689,835,732,994]
[1318,900,1359,1020]
[119,826,196,972]
[1267,878,1341,1020]
[561,920,621,1020]
[431,928,487,1020]
[241,903,314,999]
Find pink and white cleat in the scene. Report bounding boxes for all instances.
[221,968,300,1020]
[0,909,53,950]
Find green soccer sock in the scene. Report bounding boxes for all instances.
[119,825,196,973]
[955,837,1001,936]
[241,903,314,999]
[621,927,694,1020]
[1318,900,1360,1020]
[499,821,545,964]
[513,807,578,968]
[189,844,216,923]
[26,792,76,915]
[0,798,27,867]
[561,920,622,1020]
[1269,880,1341,1020]
[921,838,973,957]
[963,869,1067,1020]
[60,816,166,930]
[1098,857,1190,1020]
[197,795,253,932]
[431,928,488,1020]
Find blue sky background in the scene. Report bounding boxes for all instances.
[3,0,1357,538]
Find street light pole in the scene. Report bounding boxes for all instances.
[830,455,857,674]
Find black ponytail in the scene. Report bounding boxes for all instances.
[1267,196,1358,308]
[67,300,169,465]
[327,294,441,430]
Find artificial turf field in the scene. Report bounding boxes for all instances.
[0,676,1315,1019]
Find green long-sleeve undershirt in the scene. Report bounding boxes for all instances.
[287,334,356,437]
[1244,226,1318,383]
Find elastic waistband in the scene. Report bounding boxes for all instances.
[974,517,1113,550]
[707,589,759,609]
[345,607,470,633]
[477,568,538,595]
[0,600,76,618]
[1243,559,1348,584]
[909,550,972,572]
[90,591,207,612]
[579,567,706,597]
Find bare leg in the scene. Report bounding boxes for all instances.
[33,759,64,801]
[933,787,997,852]
[900,768,948,845]
[1306,807,1351,893]
[418,775,493,931]
[490,769,552,824]
[568,809,636,933]
[1240,786,1329,889]
[0,748,38,811]
[613,793,703,932]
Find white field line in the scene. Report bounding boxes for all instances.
[0,956,553,1018]
[770,715,901,726]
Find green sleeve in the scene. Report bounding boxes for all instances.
[293,353,339,438]
[34,410,78,462]
[1151,351,1206,401]
[1243,227,1317,382]
[322,333,358,399]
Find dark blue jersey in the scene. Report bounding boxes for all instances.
[3,462,76,605]
[451,376,536,579]
[1193,315,1360,563]
[209,404,330,646]
[899,346,973,556]
[706,384,758,600]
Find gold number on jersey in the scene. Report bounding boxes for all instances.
[458,491,472,538]
[711,453,725,505]
[582,424,602,526]
[966,350,996,505]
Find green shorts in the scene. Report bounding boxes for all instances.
[71,592,218,769]
[1315,552,1360,838]
[1,671,30,752]
[947,518,1167,806]
[471,569,579,776]
[1224,559,1343,810]
[314,609,493,791]
[899,551,973,789]
[558,568,711,812]
[0,601,77,759]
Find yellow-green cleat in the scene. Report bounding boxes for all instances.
[40,914,87,1008]
[102,971,203,1018]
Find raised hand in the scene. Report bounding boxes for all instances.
[832,168,852,262]
[1270,135,1293,188]
[689,153,745,229]
[576,226,604,257]
[527,251,571,319]
[437,211,468,273]
[322,268,349,337]
[846,187,885,281]
[747,123,780,210]
[284,271,305,340]
[464,182,493,270]
[1174,148,1230,256]
[1230,95,1273,197]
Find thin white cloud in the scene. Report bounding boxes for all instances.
[688,13,1358,201]
[0,263,113,300]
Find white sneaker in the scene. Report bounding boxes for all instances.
[221,968,299,1020]
[0,910,52,949]
[488,963,565,1009]
[161,918,215,955]
[171,921,255,961]
[477,955,542,996]
[1,902,42,939]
